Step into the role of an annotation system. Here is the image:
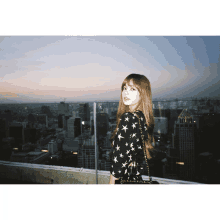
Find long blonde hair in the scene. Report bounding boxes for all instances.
[111,73,155,159]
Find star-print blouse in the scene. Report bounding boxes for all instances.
[110,110,148,179]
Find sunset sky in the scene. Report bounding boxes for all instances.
[1,36,220,102]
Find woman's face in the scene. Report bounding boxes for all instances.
[122,80,140,111]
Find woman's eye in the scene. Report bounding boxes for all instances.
[131,88,136,91]
[123,87,127,90]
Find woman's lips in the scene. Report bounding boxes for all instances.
[124,97,130,101]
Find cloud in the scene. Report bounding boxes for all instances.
[0,58,45,80]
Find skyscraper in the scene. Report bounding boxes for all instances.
[58,114,63,128]
[154,117,168,134]
[173,109,197,180]
[74,117,82,138]
[96,113,109,137]
[67,117,75,138]
[78,103,90,122]
[58,102,69,116]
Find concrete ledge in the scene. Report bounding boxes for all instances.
[0,160,201,184]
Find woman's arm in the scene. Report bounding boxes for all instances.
[109,174,119,184]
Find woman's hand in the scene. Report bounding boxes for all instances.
[128,161,136,167]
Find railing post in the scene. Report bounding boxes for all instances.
[94,102,98,184]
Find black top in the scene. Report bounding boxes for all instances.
[110,110,148,181]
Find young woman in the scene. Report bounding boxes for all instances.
[109,73,155,184]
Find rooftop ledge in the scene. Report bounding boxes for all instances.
[0,160,201,184]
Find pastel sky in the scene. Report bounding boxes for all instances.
[0,36,220,102]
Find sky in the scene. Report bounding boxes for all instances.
[0,36,220,103]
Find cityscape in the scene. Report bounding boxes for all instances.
[1,36,220,184]
[1,97,220,184]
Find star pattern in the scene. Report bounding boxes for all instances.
[110,110,149,180]
[118,133,124,141]
[116,145,120,151]
[122,125,128,133]
[114,156,118,163]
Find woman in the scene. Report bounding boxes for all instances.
[109,73,155,184]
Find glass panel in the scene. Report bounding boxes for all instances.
[95,101,119,172]
[1,99,220,184]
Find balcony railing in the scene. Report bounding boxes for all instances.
[0,160,201,184]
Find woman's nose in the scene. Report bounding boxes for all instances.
[124,90,129,96]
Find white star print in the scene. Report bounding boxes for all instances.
[136,171,140,175]
[125,117,129,122]
[131,147,135,151]
[118,170,121,173]
[141,117,143,121]
[126,150,130,154]
[132,116,135,119]
[138,145,142,149]
[122,125,128,133]
[112,171,115,175]
[128,155,132,161]
[116,145,120,151]
[114,156,118,163]
[125,169,127,174]
[120,153,124,158]
[136,138,139,142]
[122,163,126,167]
[118,133,124,141]
[125,142,128,146]
[130,142,133,148]
[132,123,136,129]
[132,133,136,138]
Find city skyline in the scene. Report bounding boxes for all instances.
[1,36,220,103]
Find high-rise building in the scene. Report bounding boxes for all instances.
[90,119,94,136]
[36,114,48,128]
[97,113,109,137]
[78,145,95,169]
[78,103,90,122]
[64,116,69,131]
[63,137,79,152]
[58,102,69,116]
[74,117,82,138]
[173,109,197,180]
[58,114,63,128]
[197,113,220,155]
[67,117,75,138]
[154,117,168,134]
[72,111,78,118]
